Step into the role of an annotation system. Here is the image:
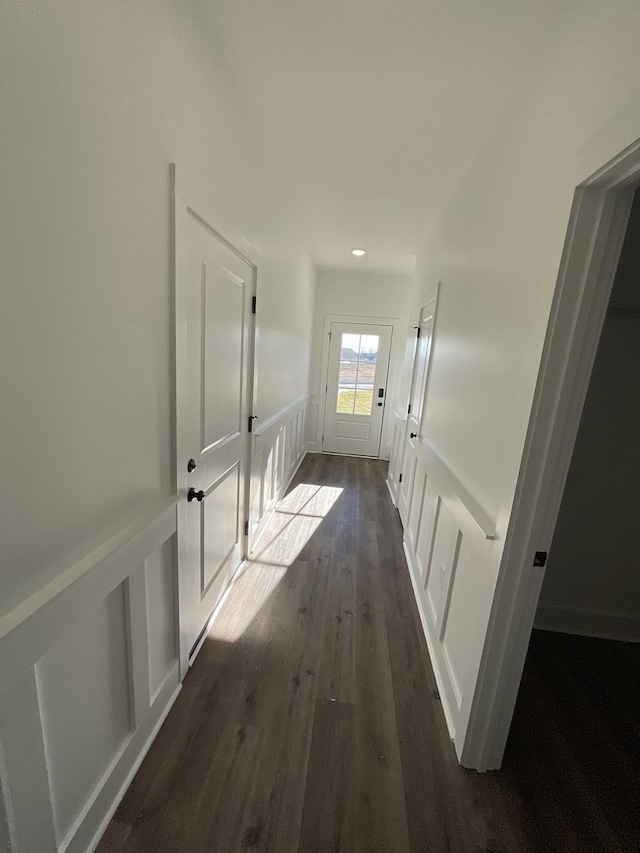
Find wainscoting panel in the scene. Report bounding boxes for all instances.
[145,537,178,701]
[36,585,132,843]
[250,396,310,555]
[0,499,180,853]
[389,434,495,757]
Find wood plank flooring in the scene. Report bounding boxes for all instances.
[97,454,640,852]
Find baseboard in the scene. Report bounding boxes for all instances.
[534,601,640,643]
[385,477,398,508]
[77,667,182,853]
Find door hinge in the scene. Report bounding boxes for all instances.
[244,520,249,536]
[252,296,257,314]
[533,551,547,567]
[398,473,403,483]
[328,331,332,340]
[417,327,421,338]
[407,403,412,414]
[248,415,254,433]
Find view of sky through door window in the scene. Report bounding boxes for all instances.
[336,333,379,415]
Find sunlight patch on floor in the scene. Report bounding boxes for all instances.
[208,561,287,643]
[251,484,343,567]
[208,484,343,643]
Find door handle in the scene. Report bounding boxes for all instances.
[188,488,206,502]
[410,432,417,439]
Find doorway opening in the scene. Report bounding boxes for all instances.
[463,137,640,772]
[497,186,640,844]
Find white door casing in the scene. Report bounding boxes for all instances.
[398,297,437,528]
[175,197,255,675]
[322,322,392,457]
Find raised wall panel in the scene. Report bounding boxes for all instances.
[247,398,310,576]
[415,488,439,582]
[264,446,275,511]
[145,536,178,699]
[425,503,456,625]
[284,423,293,478]
[306,399,319,449]
[274,433,282,494]
[403,454,417,514]
[442,535,489,703]
[407,466,427,550]
[35,585,131,842]
[0,670,57,852]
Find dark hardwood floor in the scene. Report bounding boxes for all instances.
[97,454,640,852]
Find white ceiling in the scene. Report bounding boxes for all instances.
[203,0,561,273]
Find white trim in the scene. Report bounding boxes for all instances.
[413,438,495,540]
[462,137,640,772]
[252,395,310,437]
[83,673,181,853]
[172,162,259,680]
[187,559,251,666]
[0,496,177,643]
[534,603,640,643]
[316,312,403,456]
[248,449,309,557]
[403,540,457,740]
[171,164,260,268]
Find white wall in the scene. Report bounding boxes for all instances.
[308,269,414,457]
[395,1,640,761]
[0,0,315,611]
[409,1,640,540]
[536,191,640,640]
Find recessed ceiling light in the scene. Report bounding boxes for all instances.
[351,248,366,256]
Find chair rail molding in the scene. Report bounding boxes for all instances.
[0,499,181,853]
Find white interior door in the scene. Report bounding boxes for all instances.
[322,322,392,457]
[398,301,436,527]
[175,201,255,670]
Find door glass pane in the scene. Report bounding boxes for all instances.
[336,332,379,416]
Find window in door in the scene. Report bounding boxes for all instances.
[336,333,379,416]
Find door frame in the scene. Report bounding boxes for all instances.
[317,313,403,458]
[322,321,393,457]
[463,138,640,770]
[171,164,259,678]
[397,286,439,528]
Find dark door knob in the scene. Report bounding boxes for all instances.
[187,458,197,473]
[188,488,206,502]
[410,432,417,438]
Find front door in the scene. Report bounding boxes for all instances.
[175,200,255,671]
[322,322,392,457]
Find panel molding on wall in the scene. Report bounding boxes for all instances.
[0,501,181,853]
[391,432,495,759]
[250,395,311,555]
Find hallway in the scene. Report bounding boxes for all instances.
[96,454,637,853]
